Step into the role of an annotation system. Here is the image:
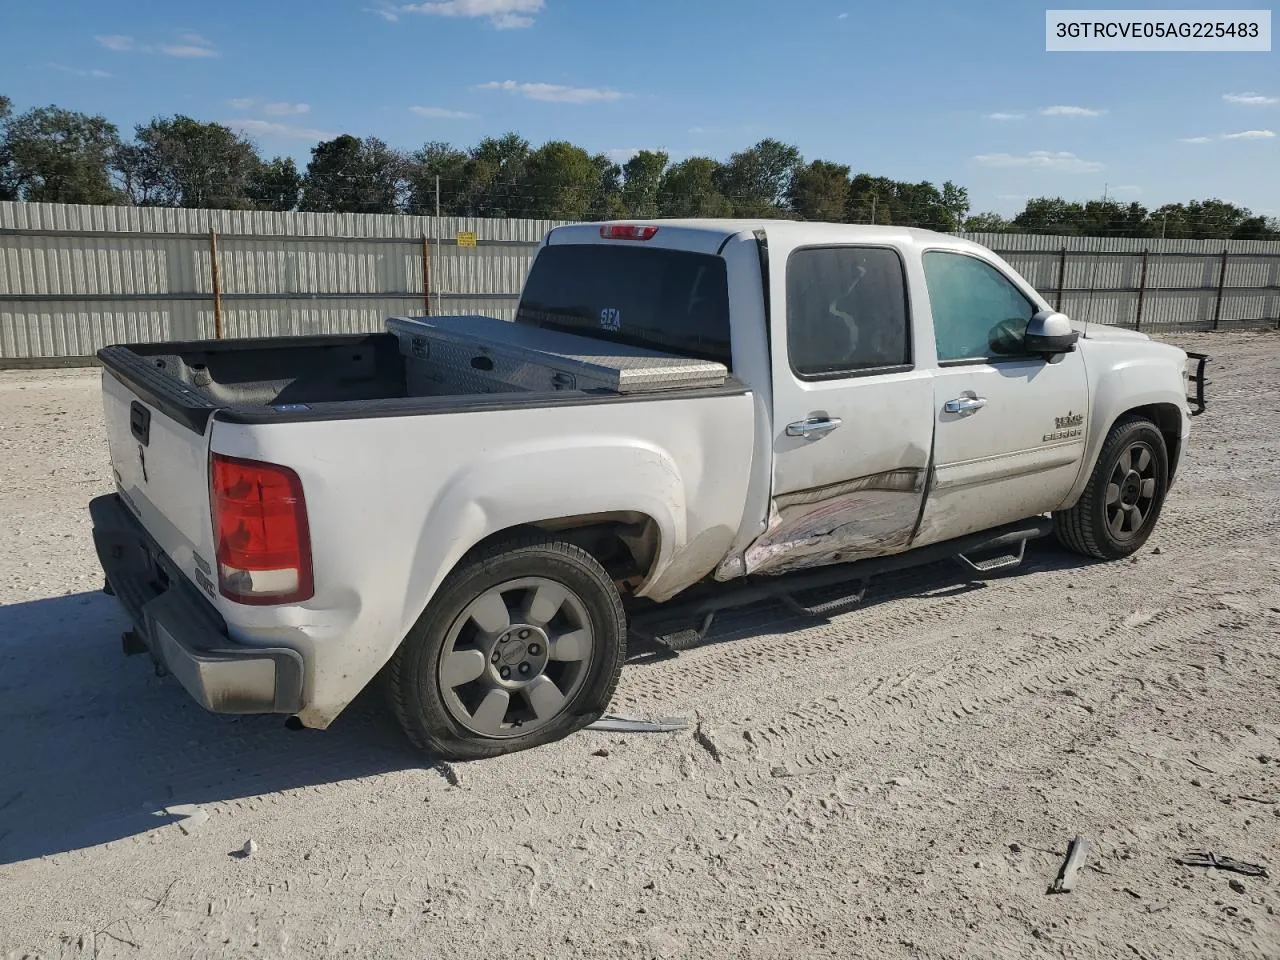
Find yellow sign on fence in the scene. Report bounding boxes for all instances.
[456,231,477,248]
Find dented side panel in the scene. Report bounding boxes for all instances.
[744,468,926,575]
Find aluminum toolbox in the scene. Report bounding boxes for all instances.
[386,315,728,395]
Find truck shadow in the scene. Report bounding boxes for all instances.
[627,538,1103,663]
[0,591,424,865]
[1,541,1098,863]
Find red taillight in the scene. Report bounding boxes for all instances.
[600,223,658,241]
[209,453,313,605]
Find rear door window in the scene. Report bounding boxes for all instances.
[516,244,732,366]
[785,246,911,378]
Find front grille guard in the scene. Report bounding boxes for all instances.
[1185,352,1210,416]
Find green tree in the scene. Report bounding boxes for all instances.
[464,132,530,218]
[941,181,970,231]
[620,150,668,218]
[962,211,1014,233]
[657,157,733,217]
[787,159,850,221]
[117,116,262,208]
[588,152,624,221]
[517,140,604,219]
[1180,198,1274,239]
[714,138,801,216]
[0,95,14,201]
[301,134,407,213]
[846,174,897,223]
[2,104,122,204]
[247,156,302,212]
[406,141,469,215]
[1013,197,1086,235]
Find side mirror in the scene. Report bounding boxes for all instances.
[1025,310,1079,356]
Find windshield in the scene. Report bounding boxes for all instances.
[515,243,732,367]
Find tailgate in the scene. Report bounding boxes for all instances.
[101,369,219,598]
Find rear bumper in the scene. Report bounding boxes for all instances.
[89,493,304,715]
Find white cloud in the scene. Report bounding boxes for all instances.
[49,63,112,78]
[410,105,479,118]
[229,119,335,141]
[605,148,642,163]
[837,12,849,18]
[1223,92,1278,106]
[96,32,217,57]
[227,98,309,115]
[95,34,137,51]
[985,112,1025,121]
[263,101,310,115]
[1040,105,1106,117]
[397,0,543,28]
[1180,129,1275,143]
[366,6,400,20]
[476,80,625,103]
[972,150,1104,172]
[161,43,218,58]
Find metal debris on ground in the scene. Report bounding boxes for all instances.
[1173,851,1269,877]
[587,715,690,733]
[163,803,209,835]
[1049,836,1090,894]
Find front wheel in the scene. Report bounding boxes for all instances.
[1054,415,1169,560]
[386,534,626,760]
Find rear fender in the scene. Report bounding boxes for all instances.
[398,438,687,639]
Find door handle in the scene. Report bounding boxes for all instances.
[786,416,843,439]
[943,396,987,415]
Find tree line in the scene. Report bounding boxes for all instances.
[2,95,1277,240]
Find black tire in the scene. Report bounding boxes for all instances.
[385,533,626,760]
[1054,415,1169,560]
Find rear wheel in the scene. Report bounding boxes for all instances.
[386,534,626,760]
[1054,415,1169,560]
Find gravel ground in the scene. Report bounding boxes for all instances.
[1,331,1278,960]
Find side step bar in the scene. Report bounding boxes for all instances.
[954,536,1029,574]
[629,516,1055,651]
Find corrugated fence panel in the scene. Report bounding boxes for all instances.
[1,202,1276,360]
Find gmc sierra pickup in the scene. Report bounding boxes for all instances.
[90,219,1208,758]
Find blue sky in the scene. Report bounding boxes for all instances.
[2,0,1276,217]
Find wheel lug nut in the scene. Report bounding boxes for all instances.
[519,662,531,675]
[528,643,540,655]
[499,666,511,679]
[491,652,500,663]
[519,629,530,640]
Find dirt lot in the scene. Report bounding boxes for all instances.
[1,331,1278,960]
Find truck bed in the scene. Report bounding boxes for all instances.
[97,316,732,432]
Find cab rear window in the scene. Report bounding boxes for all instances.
[515,244,732,366]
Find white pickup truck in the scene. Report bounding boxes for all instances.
[90,219,1209,759]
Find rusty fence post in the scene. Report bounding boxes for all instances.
[1134,248,1149,331]
[1055,246,1067,311]
[1212,247,1228,330]
[208,229,224,339]
[421,233,431,316]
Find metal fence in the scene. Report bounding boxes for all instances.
[0,202,562,363]
[963,232,1280,333]
[2,201,1278,364]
